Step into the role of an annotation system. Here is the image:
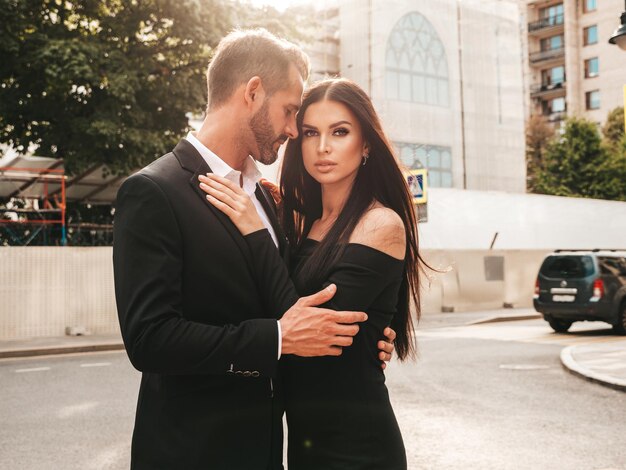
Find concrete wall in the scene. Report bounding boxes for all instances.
[0,247,551,341]
[0,247,119,340]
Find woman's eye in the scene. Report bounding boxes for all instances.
[303,129,317,137]
[333,128,349,136]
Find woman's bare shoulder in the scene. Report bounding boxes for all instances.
[349,205,406,260]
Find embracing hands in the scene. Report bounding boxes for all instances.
[198,173,396,367]
[198,173,264,235]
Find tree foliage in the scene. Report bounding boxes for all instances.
[533,117,626,201]
[525,114,554,192]
[0,0,233,175]
[602,106,625,148]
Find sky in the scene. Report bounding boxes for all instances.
[244,0,311,11]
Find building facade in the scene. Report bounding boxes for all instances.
[522,0,625,127]
[332,0,527,192]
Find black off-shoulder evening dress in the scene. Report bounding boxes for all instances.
[245,231,407,470]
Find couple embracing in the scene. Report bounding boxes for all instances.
[113,28,425,470]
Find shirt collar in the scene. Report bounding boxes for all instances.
[185,132,262,187]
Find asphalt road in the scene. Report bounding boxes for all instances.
[1,315,624,470]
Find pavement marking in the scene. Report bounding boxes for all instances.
[80,362,111,368]
[499,364,550,370]
[57,401,99,418]
[15,367,51,373]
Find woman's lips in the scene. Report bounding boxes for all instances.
[314,161,337,172]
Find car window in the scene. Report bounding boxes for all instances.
[598,256,626,276]
[540,255,595,278]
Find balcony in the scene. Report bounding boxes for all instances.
[528,14,564,35]
[529,47,565,65]
[546,111,566,123]
[530,81,566,99]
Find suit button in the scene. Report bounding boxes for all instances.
[251,371,260,378]
[243,371,251,377]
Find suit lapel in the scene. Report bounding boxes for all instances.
[255,183,289,264]
[173,140,254,270]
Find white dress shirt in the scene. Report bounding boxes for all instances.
[185,132,282,359]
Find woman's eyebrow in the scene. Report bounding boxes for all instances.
[302,120,352,130]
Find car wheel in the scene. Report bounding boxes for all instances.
[613,302,626,335]
[548,318,573,333]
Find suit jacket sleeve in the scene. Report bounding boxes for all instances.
[113,173,279,377]
[243,229,299,318]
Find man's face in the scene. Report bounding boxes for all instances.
[249,64,304,165]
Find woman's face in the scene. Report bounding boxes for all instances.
[300,99,367,188]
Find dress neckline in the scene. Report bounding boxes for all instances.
[301,238,405,263]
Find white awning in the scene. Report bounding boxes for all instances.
[0,154,128,204]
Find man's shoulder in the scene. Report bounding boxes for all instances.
[118,149,184,199]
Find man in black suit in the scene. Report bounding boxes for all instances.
[113,29,394,469]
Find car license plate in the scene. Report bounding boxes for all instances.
[552,294,575,302]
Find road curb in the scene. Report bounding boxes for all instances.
[467,314,542,326]
[0,343,125,359]
[560,345,626,393]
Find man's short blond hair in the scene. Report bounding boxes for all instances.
[206,28,310,111]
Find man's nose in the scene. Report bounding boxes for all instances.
[285,116,298,139]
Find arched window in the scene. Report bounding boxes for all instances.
[386,12,449,106]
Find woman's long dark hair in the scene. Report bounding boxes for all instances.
[280,78,425,361]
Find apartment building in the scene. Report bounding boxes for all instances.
[523,0,626,127]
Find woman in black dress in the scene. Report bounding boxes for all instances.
[200,78,425,469]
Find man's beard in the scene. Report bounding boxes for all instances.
[249,101,287,165]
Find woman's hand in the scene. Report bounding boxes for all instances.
[378,326,396,371]
[198,174,265,236]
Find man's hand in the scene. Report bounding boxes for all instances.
[378,327,396,370]
[280,284,367,357]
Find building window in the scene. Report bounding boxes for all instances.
[540,34,563,51]
[541,66,565,85]
[583,25,598,45]
[583,0,597,13]
[584,58,599,78]
[543,97,566,117]
[585,90,600,110]
[395,142,452,188]
[386,12,449,106]
[539,4,564,25]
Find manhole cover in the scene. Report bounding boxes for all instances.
[499,364,550,370]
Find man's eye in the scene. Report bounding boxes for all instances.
[334,128,349,136]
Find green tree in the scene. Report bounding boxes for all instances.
[525,114,554,192]
[603,106,625,148]
[533,117,626,201]
[0,0,232,175]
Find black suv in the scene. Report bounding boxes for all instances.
[533,250,626,334]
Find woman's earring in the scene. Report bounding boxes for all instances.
[362,154,369,166]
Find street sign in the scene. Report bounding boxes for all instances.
[405,168,428,204]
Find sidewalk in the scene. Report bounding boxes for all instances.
[0,334,124,359]
[561,340,626,392]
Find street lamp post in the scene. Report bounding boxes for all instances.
[609,0,626,49]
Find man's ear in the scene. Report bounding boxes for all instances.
[244,76,265,109]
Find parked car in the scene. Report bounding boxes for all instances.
[533,250,626,334]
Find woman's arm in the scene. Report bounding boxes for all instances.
[199,174,398,362]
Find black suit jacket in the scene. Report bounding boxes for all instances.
[113,139,289,469]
